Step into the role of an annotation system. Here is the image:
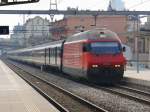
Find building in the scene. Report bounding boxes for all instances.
[10,23,26,47]
[108,0,150,67]
[140,17,150,67]
[11,16,52,47]
[24,16,51,46]
[50,15,128,43]
[126,16,140,53]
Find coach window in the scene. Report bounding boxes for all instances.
[57,47,61,57]
[51,48,54,64]
[46,48,49,64]
[46,49,49,57]
[49,48,51,64]
[53,48,55,64]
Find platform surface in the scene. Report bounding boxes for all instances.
[125,67,150,80]
[124,66,150,86]
[0,60,59,112]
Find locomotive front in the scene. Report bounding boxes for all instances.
[82,29,126,83]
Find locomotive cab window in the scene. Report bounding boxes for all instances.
[83,43,91,52]
[83,42,122,54]
[90,42,121,54]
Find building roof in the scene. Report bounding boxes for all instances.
[24,16,50,26]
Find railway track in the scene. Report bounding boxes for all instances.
[92,84,150,106]
[5,60,109,112]
[116,84,150,97]
[120,80,150,93]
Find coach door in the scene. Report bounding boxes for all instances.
[44,49,46,65]
[55,47,57,66]
[45,48,49,65]
[49,48,50,64]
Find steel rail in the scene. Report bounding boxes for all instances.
[6,60,109,112]
[94,85,150,106]
[116,84,150,97]
[5,61,69,112]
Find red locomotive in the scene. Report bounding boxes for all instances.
[7,28,126,84]
[62,28,126,83]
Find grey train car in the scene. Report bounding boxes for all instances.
[7,40,64,70]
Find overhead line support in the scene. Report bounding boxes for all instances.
[0,10,150,15]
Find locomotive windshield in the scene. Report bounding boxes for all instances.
[91,42,121,54]
[83,42,121,54]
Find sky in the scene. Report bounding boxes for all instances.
[0,0,150,38]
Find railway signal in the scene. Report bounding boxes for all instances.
[0,26,9,35]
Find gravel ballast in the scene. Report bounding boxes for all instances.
[5,60,150,112]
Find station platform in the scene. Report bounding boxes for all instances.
[0,60,59,112]
[124,67,150,86]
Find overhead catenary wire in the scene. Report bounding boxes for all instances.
[128,0,150,9]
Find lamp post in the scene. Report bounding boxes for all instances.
[129,15,148,73]
[91,14,98,27]
[129,15,140,73]
[136,15,140,73]
[135,15,147,73]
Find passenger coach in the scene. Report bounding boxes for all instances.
[7,40,64,70]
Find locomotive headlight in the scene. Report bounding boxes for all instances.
[115,65,121,67]
[92,65,98,68]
